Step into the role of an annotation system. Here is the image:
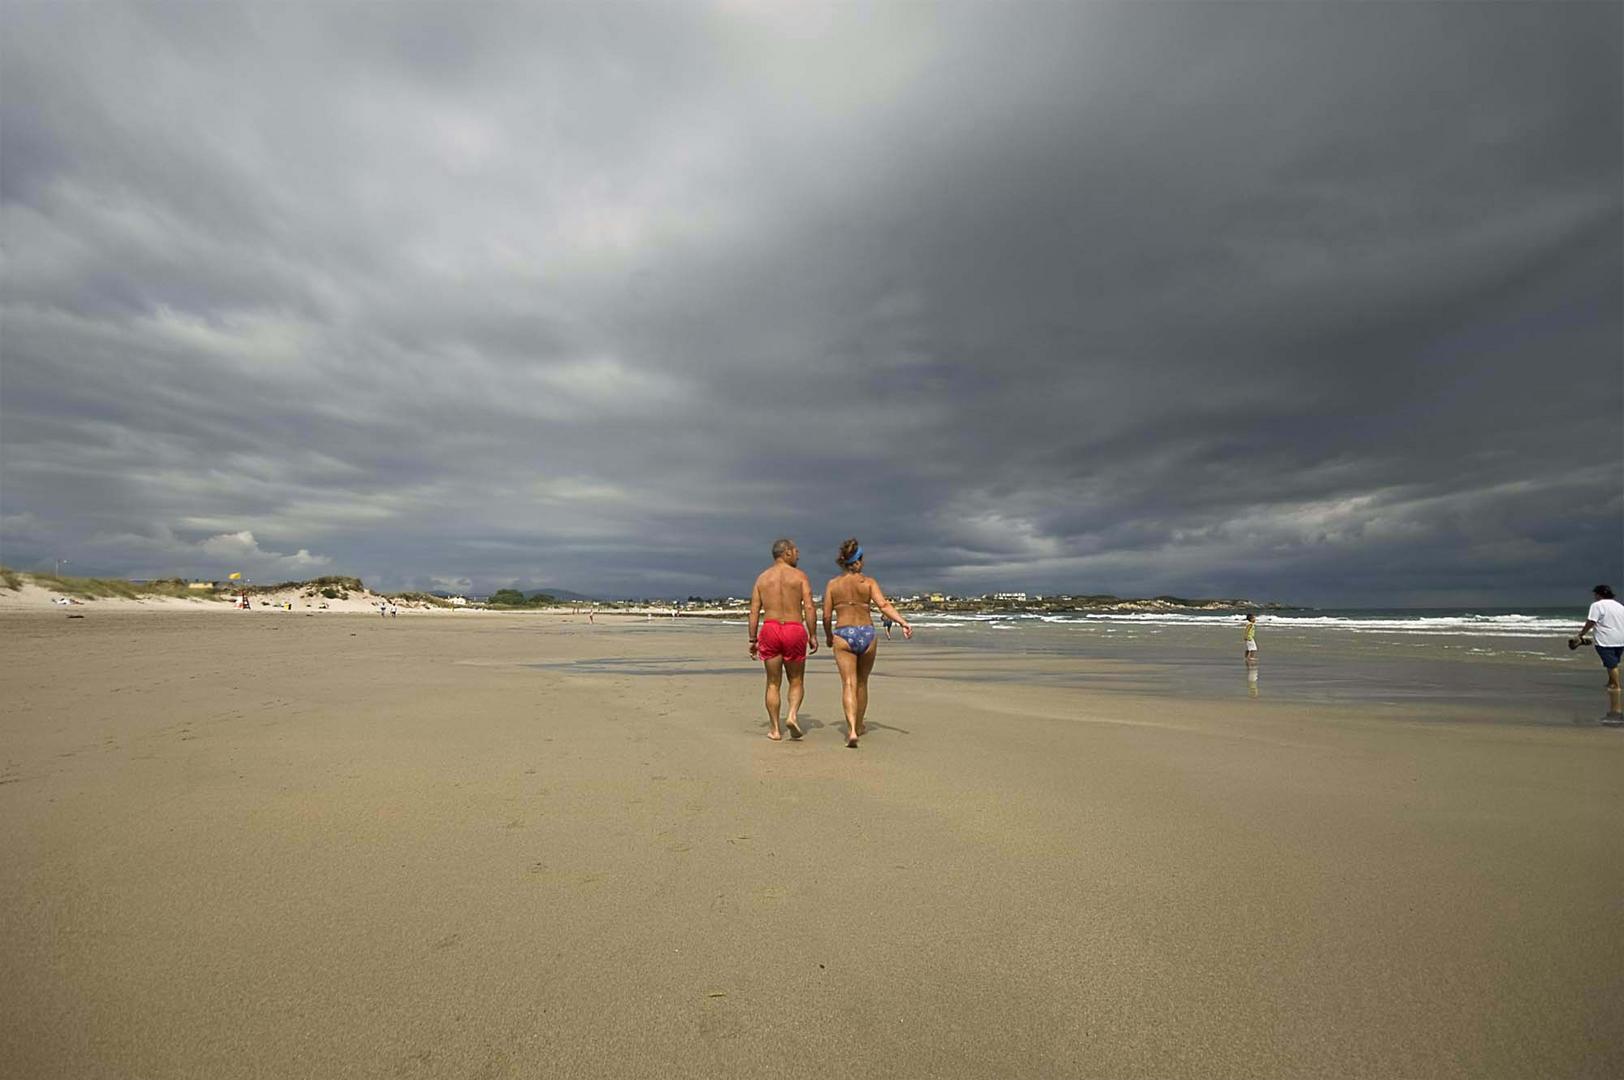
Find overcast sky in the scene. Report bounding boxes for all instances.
[2,3,1619,605]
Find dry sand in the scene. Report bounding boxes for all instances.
[1,610,1619,1079]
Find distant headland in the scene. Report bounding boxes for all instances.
[0,568,1296,615]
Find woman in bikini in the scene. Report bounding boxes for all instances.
[823,538,912,748]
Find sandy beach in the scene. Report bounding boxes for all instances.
[1,609,1619,1079]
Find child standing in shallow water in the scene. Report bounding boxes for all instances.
[1243,613,1258,665]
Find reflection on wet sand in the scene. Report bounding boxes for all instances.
[508,623,1610,725]
[1570,686,1622,728]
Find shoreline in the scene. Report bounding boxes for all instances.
[7,600,1610,721]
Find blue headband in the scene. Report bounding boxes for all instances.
[849,545,864,564]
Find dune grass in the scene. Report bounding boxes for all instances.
[389,591,456,608]
[0,567,446,606]
[0,567,224,602]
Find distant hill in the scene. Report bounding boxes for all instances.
[526,587,595,602]
[473,586,599,602]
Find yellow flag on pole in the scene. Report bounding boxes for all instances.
[228,572,242,580]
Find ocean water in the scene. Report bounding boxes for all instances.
[692,607,1619,726]
[912,607,1581,639]
[885,607,1616,725]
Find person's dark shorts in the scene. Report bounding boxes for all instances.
[1597,645,1624,670]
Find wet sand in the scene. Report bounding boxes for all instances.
[1,611,1620,1078]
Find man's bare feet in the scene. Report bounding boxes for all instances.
[855,722,866,736]
[786,719,803,739]
[846,732,859,748]
[766,727,783,741]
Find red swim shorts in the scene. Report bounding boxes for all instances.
[757,619,808,662]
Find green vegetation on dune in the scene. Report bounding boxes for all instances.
[0,567,222,601]
[243,575,365,596]
[0,568,457,608]
[389,591,456,608]
[0,568,381,603]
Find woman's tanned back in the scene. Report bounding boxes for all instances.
[825,573,873,627]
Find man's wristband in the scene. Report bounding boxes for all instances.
[748,637,757,643]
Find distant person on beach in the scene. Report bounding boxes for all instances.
[388,601,398,618]
[883,616,895,639]
[1573,584,1624,691]
[1243,613,1258,665]
[823,539,912,749]
[748,539,819,741]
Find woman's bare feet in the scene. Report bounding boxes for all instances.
[766,727,783,741]
[785,719,804,739]
[846,730,859,748]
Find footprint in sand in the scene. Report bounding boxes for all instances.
[396,1048,434,1075]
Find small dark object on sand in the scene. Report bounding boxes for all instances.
[67,614,85,619]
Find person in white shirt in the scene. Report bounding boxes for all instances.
[1574,584,1624,691]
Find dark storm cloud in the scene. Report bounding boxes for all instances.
[2,3,1618,604]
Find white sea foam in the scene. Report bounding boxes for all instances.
[910,610,1576,638]
[1097,613,1573,638]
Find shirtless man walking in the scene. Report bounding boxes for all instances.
[748,539,818,740]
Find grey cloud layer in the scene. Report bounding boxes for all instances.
[2,3,1619,603]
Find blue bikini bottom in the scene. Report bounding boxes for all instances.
[833,625,877,655]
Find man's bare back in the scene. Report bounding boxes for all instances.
[754,561,814,624]
[748,539,818,741]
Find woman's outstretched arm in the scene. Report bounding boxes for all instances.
[870,580,913,639]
